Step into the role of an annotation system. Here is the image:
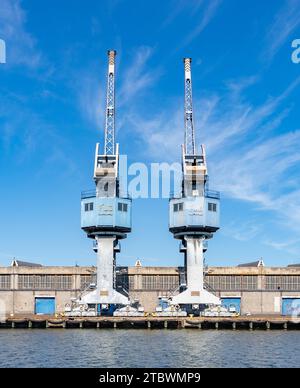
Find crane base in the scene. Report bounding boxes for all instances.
[171,288,221,306]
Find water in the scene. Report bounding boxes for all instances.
[0,329,299,368]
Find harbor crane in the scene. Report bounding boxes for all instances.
[66,51,142,317]
[167,58,221,315]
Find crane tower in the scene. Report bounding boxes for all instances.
[79,50,131,314]
[169,58,221,312]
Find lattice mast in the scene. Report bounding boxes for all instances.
[184,58,196,156]
[104,50,116,155]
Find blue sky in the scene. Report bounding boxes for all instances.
[0,0,300,268]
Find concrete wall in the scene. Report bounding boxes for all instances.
[0,291,78,315]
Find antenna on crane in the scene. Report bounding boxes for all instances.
[184,58,196,156]
[104,50,116,155]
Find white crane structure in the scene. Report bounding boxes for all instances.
[168,58,221,313]
[66,51,140,317]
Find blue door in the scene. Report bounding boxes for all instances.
[282,298,300,316]
[35,297,56,315]
[221,298,241,314]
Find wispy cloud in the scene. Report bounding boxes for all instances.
[77,46,161,135]
[264,238,300,255]
[126,74,300,245]
[0,0,42,68]
[118,46,162,106]
[222,221,262,242]
[0,90,77,177]
[182,0,222,47]
[77,69,106,130]
[161,0,222,52]
[198,78,300,240]
[264,0,300,63]
[162,0,204,28]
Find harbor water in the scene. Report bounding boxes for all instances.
[0,329,299,368]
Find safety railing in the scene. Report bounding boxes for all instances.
[81,189,131,200]
[169,190,220,200]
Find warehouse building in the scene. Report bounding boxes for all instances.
[0,260,300,316]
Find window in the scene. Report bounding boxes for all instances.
[18,275,73,290]
[266,276,300,291]
[174,203,183,212]
[0,275,10,289]
[206,275,258,291]
[208,202,217,212]
[85,202,94,212]
[141,275,180,290]
[118,203,128,212]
